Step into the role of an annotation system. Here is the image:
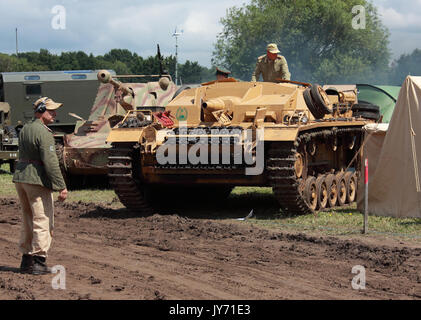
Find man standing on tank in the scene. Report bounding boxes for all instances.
[251,43,291,82]
[13,97,68,275]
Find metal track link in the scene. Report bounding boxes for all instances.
[107,143,152,214]
[267,127,363,216]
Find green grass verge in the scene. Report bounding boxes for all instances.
[231,187,421,240]
[0,164,120,207]
[2,165,420,240]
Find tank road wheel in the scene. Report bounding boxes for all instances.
[315,175,328,210]
[304,176,318,211]
[344,171,357,203]
[336,173,347,206]
[325,174,338,208]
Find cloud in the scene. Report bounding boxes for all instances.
[1,0,420,66]
[377,5,421,30]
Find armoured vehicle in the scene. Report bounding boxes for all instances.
[106,78,379,215]
[56,70,178,188]
[0,70,114,170]
[0,102,19,172]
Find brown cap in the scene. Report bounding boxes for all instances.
[33,97,63,111]
[267,43,280,54]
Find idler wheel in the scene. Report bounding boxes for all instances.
[336,173,347,206]
[344,171,357,203]
[325,174,338,208]
[304,176,318,211]
[315,175,328,210]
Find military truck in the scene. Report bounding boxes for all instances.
[106,78,378,215]
[56,70,179,189]
[0,102,18,172]
[0,70,115,172]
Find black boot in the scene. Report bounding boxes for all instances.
[32,255,52,275]
[19,254,33,274]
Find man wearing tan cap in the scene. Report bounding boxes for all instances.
[251,43,291,82]
[13,97,67,275]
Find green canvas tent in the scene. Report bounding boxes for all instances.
[357,84,401,123]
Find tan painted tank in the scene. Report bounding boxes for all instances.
[106,78,379,215]
[56,70,178,189]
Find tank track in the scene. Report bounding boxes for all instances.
[107,143,152,214]
[267,127,363,215]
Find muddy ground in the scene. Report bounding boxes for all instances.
[0,197,420,300]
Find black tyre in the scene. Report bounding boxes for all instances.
[352,102,380,113]
[304,88,324,119]
[310,84,333,115]
[353,110,380,121]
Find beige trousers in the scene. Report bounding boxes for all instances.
[14,182,54,258]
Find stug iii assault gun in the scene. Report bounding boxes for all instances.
[106,79,379,215]
[56,65,178,189]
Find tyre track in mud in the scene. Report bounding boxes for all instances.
[0,198,420,300]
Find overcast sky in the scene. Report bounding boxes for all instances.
[0,0,420,67]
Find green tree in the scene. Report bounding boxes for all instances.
[390,49,421,85]
[212,0,391,84]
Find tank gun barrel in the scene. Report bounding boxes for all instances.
[97,70,134,97]
[97,70,134,111]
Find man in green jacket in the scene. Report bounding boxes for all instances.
[251,43,291,82]
[13,97,68,275]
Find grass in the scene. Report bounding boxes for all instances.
[0,164,120,206]
[2,164,420,241]
[228,187,421,240]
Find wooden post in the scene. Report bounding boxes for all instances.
[363,158,368,234]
